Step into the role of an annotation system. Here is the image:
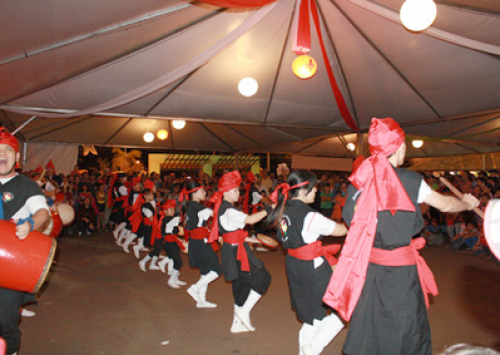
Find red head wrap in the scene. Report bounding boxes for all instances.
[0,128,19,152]
[46,159,55,170]
[208,170,242,243]
[324,117,416,321]
[144,180,155,190]
[131,177,142,187]
[163,199,177,210]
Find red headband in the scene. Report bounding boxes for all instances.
[163,199,176,210]
[178,186,203,202]
[0,127,19,152]
[144,180,155,190]
[368,117,405,157]
[270,181,309,204]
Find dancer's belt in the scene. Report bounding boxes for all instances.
[165,234,186,251]
[188,227,218,252]
[188,227,209,240]
[288,240,341,266]
[369,237,438,308]
[223,230,250,272]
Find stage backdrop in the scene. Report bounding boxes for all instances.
[22,142,79,175]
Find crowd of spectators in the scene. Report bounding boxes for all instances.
[25,163,499,259]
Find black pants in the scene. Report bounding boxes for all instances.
[0,289,24,355]
[232,262,271,306]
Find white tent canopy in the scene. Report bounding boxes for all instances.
[1,0,500,159]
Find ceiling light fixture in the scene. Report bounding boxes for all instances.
[400,0,437,32]
[172,120,186,130]
[238,77,258,97]
[292,54,317,80]
[412,139,424,148]
[143,132,154,143]
[157,129,168,140]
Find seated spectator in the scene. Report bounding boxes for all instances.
[450,213,480,251]
[423,218,445,246]
[76,196,97,235]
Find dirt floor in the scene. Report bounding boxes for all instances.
[18,230,500,355]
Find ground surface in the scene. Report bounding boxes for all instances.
[18,231,500,355]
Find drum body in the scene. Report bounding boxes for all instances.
[42,208,63,238]
[0,220,57,293]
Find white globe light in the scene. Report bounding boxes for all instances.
[143,132,154,143]
[400,0,437,32]
[172,120,186,130]
[347,143,356,151]
[412,139,424,148]
[238,77,258,97]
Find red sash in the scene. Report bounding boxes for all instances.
[187,227,218,251]
[223,230,250,272]
[165,234,186,251]
[369,237,438,308]
[288,240,341,266]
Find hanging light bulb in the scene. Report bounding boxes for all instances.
[238,77,258,97]
[143,132,154,143]
[346,143,356,151]
[172,120,186,130]
[412,139,424,148]
[157,129,168,140]
[400,0,437,32]
[292,55,317,80]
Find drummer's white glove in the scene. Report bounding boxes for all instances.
[461,193,479,210]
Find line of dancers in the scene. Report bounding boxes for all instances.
[107,169,348,355]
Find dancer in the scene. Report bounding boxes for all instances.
[117,177,143,250]
[183,181,222,309]
[134,187,159,266]
[209,170,271,333]
[267,170,347,355]
[110,173,128,240]
[157,199,186,288]
[323,117,480,355]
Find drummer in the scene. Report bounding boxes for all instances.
[0,128,50,355]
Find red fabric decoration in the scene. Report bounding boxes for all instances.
[309,0,358,130]
[295,0,311,54]
[0,127,19,152]
[323,117,414,321]
[208,170,242,243]
[198,0,277,9]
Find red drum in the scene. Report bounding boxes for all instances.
[0,219,57,293]
[484,199,500,261]
[42,208,63,238]
[57,203,75,226]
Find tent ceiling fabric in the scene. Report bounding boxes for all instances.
[1,0,500,159]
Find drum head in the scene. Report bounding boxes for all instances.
[57,203,75,226]
[484,199,500,261]
[256,233,278,248]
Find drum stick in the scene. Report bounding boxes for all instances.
[439,177,485,219]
